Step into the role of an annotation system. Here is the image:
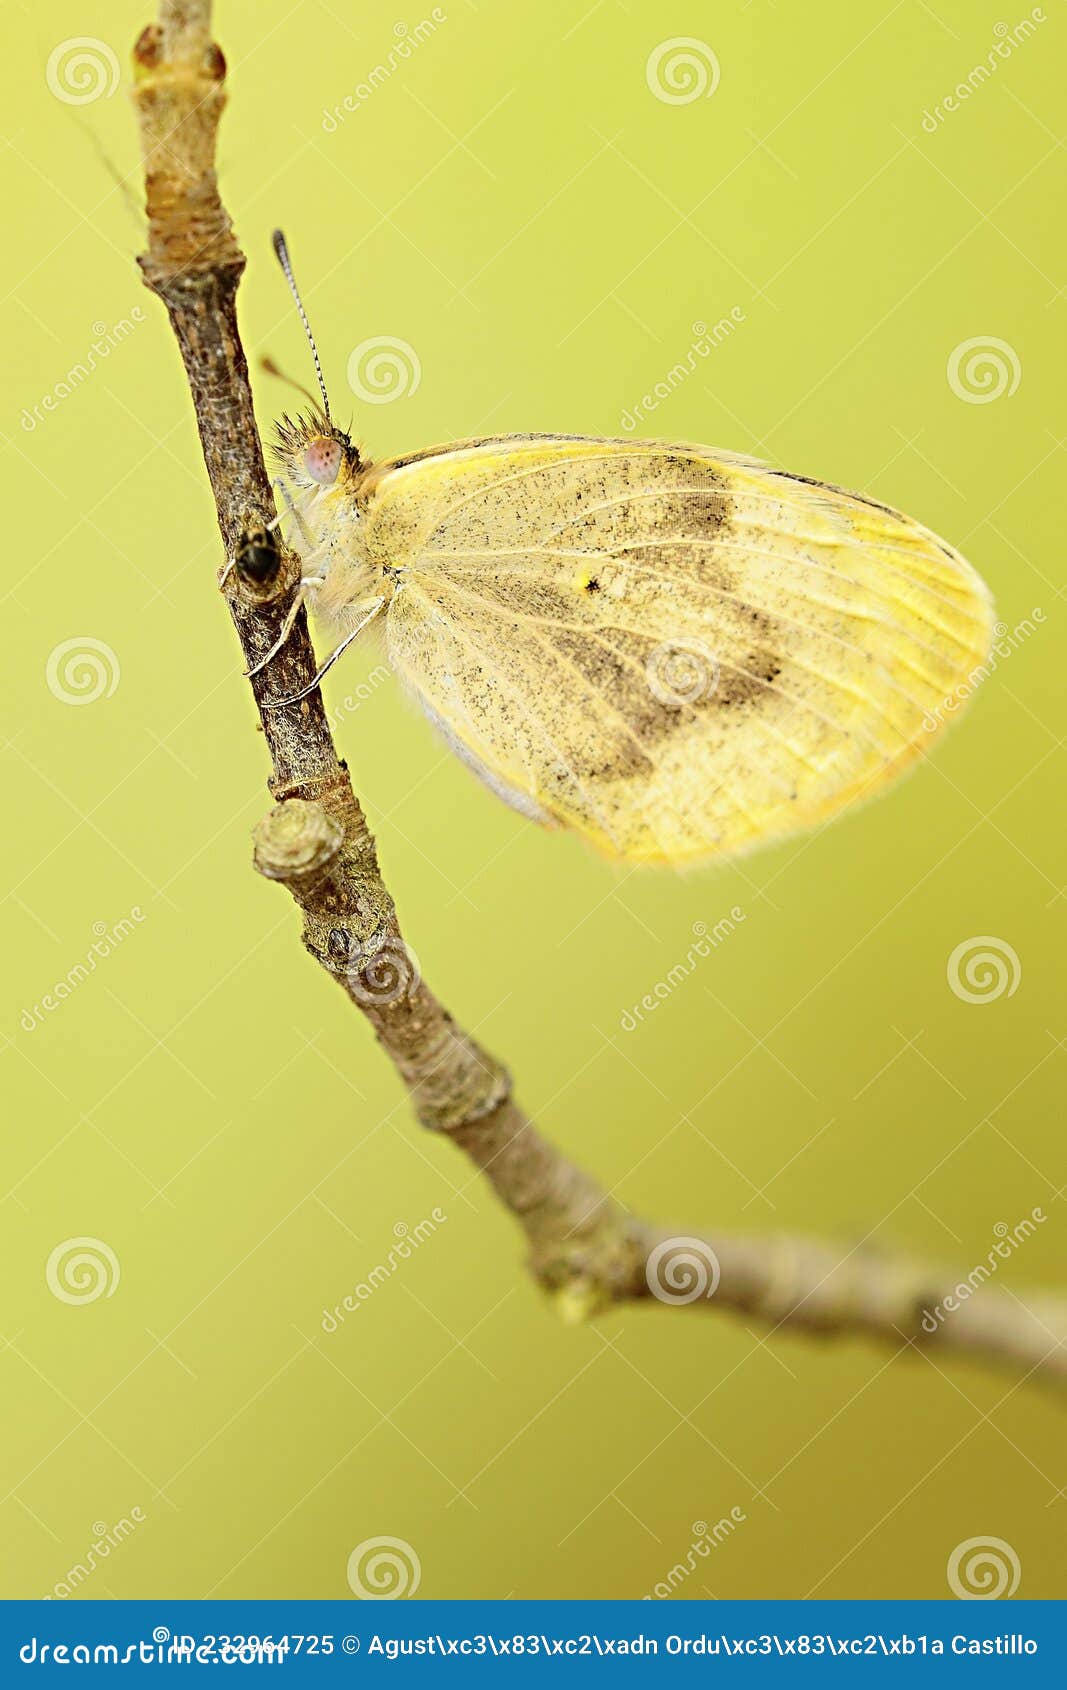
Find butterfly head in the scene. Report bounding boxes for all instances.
[272,410,364,495]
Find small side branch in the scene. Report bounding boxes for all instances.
[131,1,1067,1393]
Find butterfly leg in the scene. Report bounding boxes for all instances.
[263,596,387,709]
[244,581,318,678]
[269,476,318,550]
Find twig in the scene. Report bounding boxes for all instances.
[130,1,1067,1390]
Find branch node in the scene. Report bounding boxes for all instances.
[134,24,164,69]
[553,1277,606,1325]
[133,5,238,285]
[254,799,343,886]
[233,524,286,603]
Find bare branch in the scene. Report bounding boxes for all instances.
[130,1,1067,1392]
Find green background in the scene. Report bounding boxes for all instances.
[2,0,1064,1601]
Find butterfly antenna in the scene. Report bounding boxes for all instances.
[260,354,326,414]
[272,229,331,427]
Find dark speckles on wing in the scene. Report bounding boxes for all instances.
[550,626,700,776]
[377,434,993,861]
[417,446,791,778]
[717,651,782,708]
[425,448,731,556]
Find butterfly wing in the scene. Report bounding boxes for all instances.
[359,436,993,863]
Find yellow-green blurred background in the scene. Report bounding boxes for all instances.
[2,0,1064,1602]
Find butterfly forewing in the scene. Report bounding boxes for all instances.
[356,436,993,863]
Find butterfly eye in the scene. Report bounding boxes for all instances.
[304,436,342,485]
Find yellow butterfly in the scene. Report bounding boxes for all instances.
[264,233,994,866]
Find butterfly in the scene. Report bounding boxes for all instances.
[262,233,994,866]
